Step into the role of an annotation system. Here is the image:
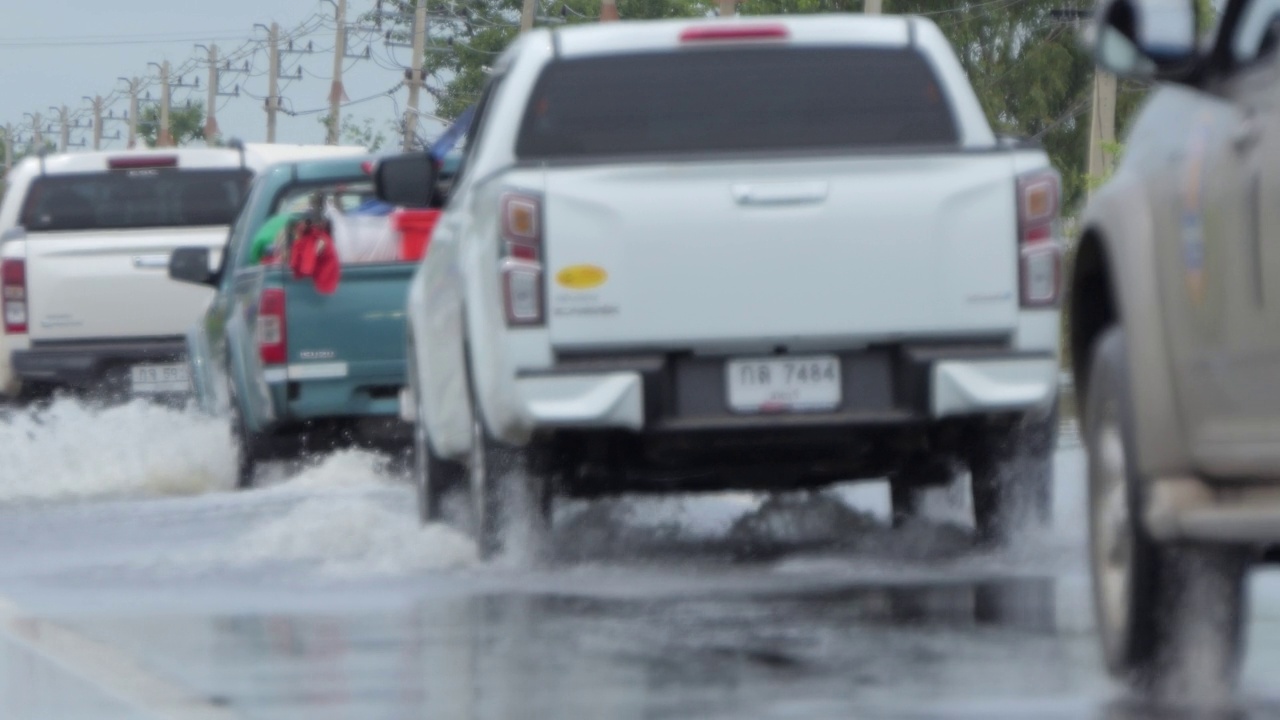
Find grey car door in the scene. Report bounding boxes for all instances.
[1177,0,1280,473]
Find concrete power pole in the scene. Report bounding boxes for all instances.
[204,45,221,145]
[1087,73,1117,194]
[267,23,280,143]
[328,0,348,145]
[403,0,428,151]
[521,0,537,32]
[719,0,737,16]
[53,106,71,152]
[87,96,104,150]
[119,77,141,149]
[157,62,174,147]
[865,0,883,13]
[3,125,13,174]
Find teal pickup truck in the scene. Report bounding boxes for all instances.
[168,155,424,487]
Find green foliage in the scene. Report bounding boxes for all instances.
[319,114,391,151]
[137,102,206,147]
[381,0,712,122]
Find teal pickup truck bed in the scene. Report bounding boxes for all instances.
[265,262,412,423]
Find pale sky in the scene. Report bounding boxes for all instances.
[0,1,449,151]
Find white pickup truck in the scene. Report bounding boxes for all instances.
[381,14,1064,558]
[0,144,366,401]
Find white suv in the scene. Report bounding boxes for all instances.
[380,15,1064,558]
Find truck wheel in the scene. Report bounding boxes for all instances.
[1085,327,1249,694]
[409,375,466,524]
[969,403,1056,546]
[888,455,953,528]
[227,381,259,490]
[468,415,554,563]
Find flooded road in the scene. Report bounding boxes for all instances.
[0,399,1278,719]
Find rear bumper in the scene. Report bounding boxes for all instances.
[1146,477,1280,544]
[12,338,186,390]
[265,360,406,422]
[511,348,1058,433]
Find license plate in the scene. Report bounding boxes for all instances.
[130,363,191,394]
[726,355,841,414]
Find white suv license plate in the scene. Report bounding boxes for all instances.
[726,355,841,414]
[130,363,191,395]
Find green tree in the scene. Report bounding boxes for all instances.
[380,0,713,122]
[319,114,391,151]
[137,102,206,147]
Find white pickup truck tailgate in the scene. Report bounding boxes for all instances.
[543,153,1021,349]
[25,228,224,341]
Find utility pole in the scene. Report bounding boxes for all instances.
[719,0,737,16]
[601,0,619,21]
[865,0,882,13]
[84,96,104,150]
[329,0,348,144]
[403,0,428,151]
[51,106,71,152]
[119,77,141,148]
[521,0,537,32]
[27,113,44,151]
[148,62,174,147]
[198,45,221,145]
[263,22,281,143]
[3,125,13,175]
[1087,71,1118,194]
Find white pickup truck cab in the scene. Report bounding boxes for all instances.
[388,14,1064,558]
[0,144,365,400]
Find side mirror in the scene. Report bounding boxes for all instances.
[1091,0,1198,80]
[169,247,218,287]
[374,153,438,209]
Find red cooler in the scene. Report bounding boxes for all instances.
[393,209,442,262]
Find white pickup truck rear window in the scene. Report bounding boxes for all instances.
[516,46,958,160]
[20,169,250,232]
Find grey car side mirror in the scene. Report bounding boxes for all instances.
[1091,0,1199,80]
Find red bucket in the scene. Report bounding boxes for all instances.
[392,209,442,262]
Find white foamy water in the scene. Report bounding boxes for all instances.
[163,450,481,576]
[0,398,236,501]
[230,495,477,576]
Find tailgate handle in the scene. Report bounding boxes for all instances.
[133,253,170,269]
[732,182,829,206]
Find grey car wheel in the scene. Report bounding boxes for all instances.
[1085,327,1249,695]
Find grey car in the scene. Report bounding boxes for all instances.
[1071,0,1280,696]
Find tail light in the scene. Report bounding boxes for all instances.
[680,25,789,42]
[499,191,544,327]
[257,288,287,365]
[1016,169,1062,307]
[2,259,27,335]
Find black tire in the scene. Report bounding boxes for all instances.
[468,411,554,563]
[226,380,259,490]
[888,455,953,528]
[969,403,1056,545]
[1084,327,1249,694]
[407,351,467,524]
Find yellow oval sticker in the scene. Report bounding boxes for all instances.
[556,264,608,290]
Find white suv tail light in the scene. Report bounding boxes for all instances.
[1016,169,1062,308]
[499,191,544,327]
